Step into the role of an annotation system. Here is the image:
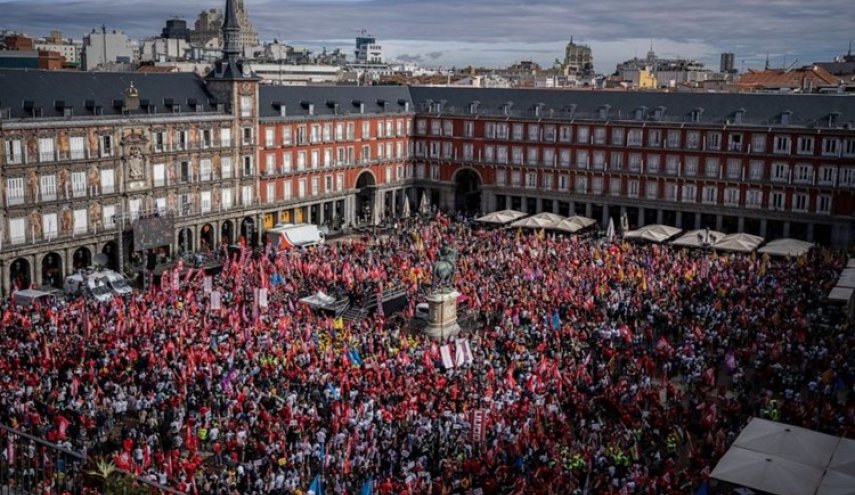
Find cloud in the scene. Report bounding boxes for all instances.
[0,0,850,72]
[425,51,443,60]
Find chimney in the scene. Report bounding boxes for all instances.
[124,81,140,111]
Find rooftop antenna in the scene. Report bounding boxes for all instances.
[764,53,770,71]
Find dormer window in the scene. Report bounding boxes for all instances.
[780,110,792,126]
[690,107,704,123]
[598,105,611,120]
[652,106,666,121]
[828,111,840,128]
[469,101,480,115]
[733,108,745,124]
[502,101,514,116]
[634,106,648,121]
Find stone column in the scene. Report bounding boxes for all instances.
[694,214,702,230]
[536,197,543,213]
[585,203,593,218]
[806,222,814,242]
[675,211,683,229]
[656,209,664,224]
[601,205,610,225]
[638,207,646,227]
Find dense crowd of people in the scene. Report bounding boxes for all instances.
[0,213,852,494]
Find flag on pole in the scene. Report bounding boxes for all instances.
[440,344,454,369]
[309,474,323,495]
[360,479,373,495]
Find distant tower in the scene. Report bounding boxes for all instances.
[206,0,257,83]
[563,36,594,76]
[720,52,735,73]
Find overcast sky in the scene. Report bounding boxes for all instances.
[1,0,851,72]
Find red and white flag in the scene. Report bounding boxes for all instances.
[440,344,454,369]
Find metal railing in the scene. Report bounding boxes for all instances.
[0,423,182,495]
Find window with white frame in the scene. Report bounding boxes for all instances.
[840,168,855,186]
[627,179,639,197]
[611,128,625,146]
[645,181,658,199]
[751,133,766,153]
[704,157,719,178]
[71,171,87,197]
[628,153,642,172]
[397,120,404,137]
[153,163,166,186]
[543,148,555,167]
[266,183,276,203]
[528,124,539,141]
[559,174,569,191]
[592,151,605,170]
[396,165,404,180]
[311,177,319,196]
[728,133,743,152]
[102,205,116,228]
[281,182,291,201]
[684,156,698,176]
[385,166,392,183]
[746,189,762,208]
[544,125,556,141]
[686,131,700,150]
[724,188,739,206]
[240,96,252,118]
[559,126,572,142]
[526,147,539,165]
[593,127,606,144]
[6,177,24,205]
[336,173,344,192]
[822,138,839,156]
[681,184,696,203]
[485,122,496,139]
[792,193,808,212]
[627,128,643,146]
[818,166,836,185]
[416,119,427,135]
[40,174,56,201]
[748,160,764,181]
[463,143,474,161]
[665,182,678,201]
[297,151,306,170]
[575,175,587,193]
[772,162,789,182]
[443,120,453,137]
[797,136,814,155]
[495,146,508,164]
[609,177,621,195]
[221,187,233,209]
[591,176,603,194]
[200,191,212,212]
[817,195,831,214]
[526,172,538,189]
[376,121,385,138]
[430,164,440,180]
[265,154,276,176]
[495,169,506,186]
[666,130,680,148]
[770,191,784,210]
[242,127,252,146]
[70,136,86,160]
[324,175,333,193]
[511,147,523,165]
[4,138,23,164]
[430,120,441,136]
[577,150,589,169]
[242,185,253,205]
[794,164,812,184]
[512,123,524,140]
[706,132,721,151]
[559,149,570,167]
[510,171,521,186]
[99,134,113,157]
[543,173,554,189]
[43,212,58,239]
[610,152,623,171]
[665,155,679,175]
[100,168,114,193]
[221,128,232,147]
[576,126,590,144]
[38,137,55,162]
[647,129,662,147]
[647,154,660,174]
[844,139,855,156]
[297,179,306,198]
[441,142,452,159]
[726,159,741,179]
[773,135,790,154]
[265,128,274,147]
[9,217,25,244]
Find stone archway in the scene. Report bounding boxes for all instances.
[10,258,31,290]
[102,242,119,271]
[200,223,215,253]
[178,228,193,254]
[355,171,376,225]
[221,220,234,246]
[72,246,92,271]
[41,252,63,289]
[453,168,482,213]
[240,217,257,246]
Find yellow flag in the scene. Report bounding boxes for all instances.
[333,317,344,330]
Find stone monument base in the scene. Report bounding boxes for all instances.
[422,289,461,340]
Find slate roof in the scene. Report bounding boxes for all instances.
[258,85,414,119]
[0,69,223,120]
[408,86,855,128]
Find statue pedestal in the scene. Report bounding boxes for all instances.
[422,289,461,341]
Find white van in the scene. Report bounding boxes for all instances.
[103,270,133,295]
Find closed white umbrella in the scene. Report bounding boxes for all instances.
[419,192,429,214]
[401,196,411,218]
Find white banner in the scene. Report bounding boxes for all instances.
[455,339,474,367]
[258,288,268,309]
[211,290,222,310]
[440,344,454,369]
[172,271,180,291]
[203,276,212,294]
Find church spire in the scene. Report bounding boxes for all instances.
[222,0,241,59]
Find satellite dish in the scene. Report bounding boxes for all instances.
[93,253,109,267]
